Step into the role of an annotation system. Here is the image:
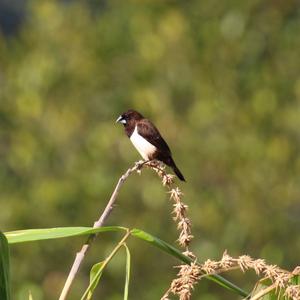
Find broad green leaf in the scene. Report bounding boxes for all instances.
[87,262,104,300]
[131,228,248,297]
[5,226,127,244]
[123,244,131,300]
[0,232,10,300]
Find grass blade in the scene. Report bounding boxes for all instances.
[123,244,131,300]
[0,232,10,300]
[131,228,248,297]
[131,228,191,263]
[5,226,127,244]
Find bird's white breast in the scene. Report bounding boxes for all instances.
[130,126,156,160]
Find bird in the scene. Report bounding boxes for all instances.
[116,109,185,181]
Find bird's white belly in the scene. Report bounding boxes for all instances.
[130,126,156,160]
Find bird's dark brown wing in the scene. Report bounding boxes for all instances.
[137,119,171,155]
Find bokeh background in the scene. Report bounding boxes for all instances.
[0,0,299,299]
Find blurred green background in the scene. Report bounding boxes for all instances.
[0,0,299,299]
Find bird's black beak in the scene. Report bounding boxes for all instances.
[116,115,122,123]
[116,115,125,124]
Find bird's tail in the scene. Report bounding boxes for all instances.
[167,157,185,182]
[172,164,186,182]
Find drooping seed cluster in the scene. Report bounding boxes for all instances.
[161,263,200,300]
[137,161,300,300]
[143,160,197,299]
[144,160,194,250]
[285,284,300,300]
[201,252,300,289]
[162,251,300,300]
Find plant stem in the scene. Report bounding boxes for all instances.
[58,161,143,300]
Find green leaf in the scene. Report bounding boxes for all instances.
[0,232,10,300]
[123,244,131,300]
[5,226,127,244]
[131,228,191,263]
[87,262,104,300]
[131,228,248,298]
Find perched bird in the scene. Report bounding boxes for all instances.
[116,109,185,181]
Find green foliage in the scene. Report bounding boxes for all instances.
[5,226,248,297]
[0,0,299,299]
[131,228,192,264]
[0,232,10,300]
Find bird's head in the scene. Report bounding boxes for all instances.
[116,109,144,126]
